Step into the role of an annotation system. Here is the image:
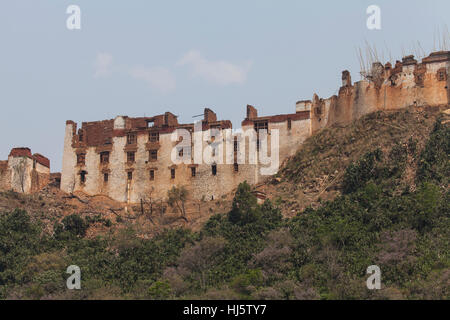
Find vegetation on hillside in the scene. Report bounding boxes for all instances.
[0,112,448,300]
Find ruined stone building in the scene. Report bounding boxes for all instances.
[61,106,311,203]
[60,51,449,204]
[0,147,50,193]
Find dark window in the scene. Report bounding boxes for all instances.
[287,118,292,130]
[79,133,84,142]
[212,164,217,176]
[127,152,135,163]
[80,171,87,184]
[150,170,155,181]
[234,139,239,152]
[149,131,159,142]
[417,74,424,82]
[103,173,108,183]
[77,153,86,165]
[100,152,109,164]
[315,107,322,115]
[234,163,239,172]
[178,148,184,158]
[255,121,268,152]
[127,133,136,145]
[127,171,133,180]
[191,167,196,177]
[171,168,176,179]
[149,149,158,161]
[438,70,446,81]
[254,120,268,132]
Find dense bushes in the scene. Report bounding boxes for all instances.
[55,214,89,238]
[417,117,450,185]
[342,148,382,194]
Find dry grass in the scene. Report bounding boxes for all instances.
[263,106,445,217]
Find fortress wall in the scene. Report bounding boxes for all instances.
[60,51,450,204]
[311,95,337,133]
[1,148,50,194]
[421,61,449,107]
[8,156,34,193]
[318,52,449,129]
[30,162,51,192]
[271,117,311,159]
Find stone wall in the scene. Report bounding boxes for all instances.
[305,51,450,132]
[0,148,51,193]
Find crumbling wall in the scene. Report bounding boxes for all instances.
[61,121,78,194]
[8,155,33,193]
[30,161,51,192]
[311,51,450,129]
[0,161,10,191]
[3,148,51,193]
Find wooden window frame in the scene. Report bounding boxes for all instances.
[149,149,158,161]
[127,133,137,145]
[77,153,86,165]
[127,151,135,163]
[149,131,159,142]
[100,151,110,164]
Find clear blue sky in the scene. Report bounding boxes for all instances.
[0,0,449,171]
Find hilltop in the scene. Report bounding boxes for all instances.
[0,105,448,299]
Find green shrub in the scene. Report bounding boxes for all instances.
[56,214,88,238]
[148,280,172,299]
[342,148,382,194]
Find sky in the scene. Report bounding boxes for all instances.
[0,0,449,171]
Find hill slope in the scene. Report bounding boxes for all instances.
[0,106,448,300]
[262,105,447,215]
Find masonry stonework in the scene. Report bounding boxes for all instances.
[300,51,450,132]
